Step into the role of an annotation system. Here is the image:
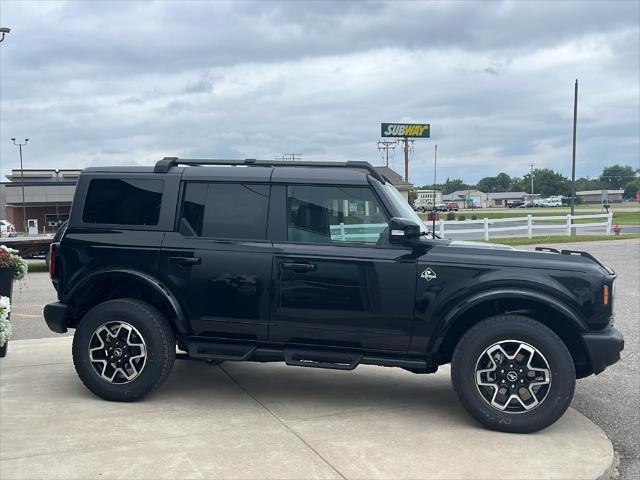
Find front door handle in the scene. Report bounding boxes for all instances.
[282,262,317,273]
[169,256,202,267]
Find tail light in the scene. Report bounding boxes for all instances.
[49,243,58,279]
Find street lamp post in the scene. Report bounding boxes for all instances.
[11,138,29,234]
[55,169,60,228]
[432,144,438,236]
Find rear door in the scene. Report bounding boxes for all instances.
[269,184,417,352]
[159,181,273,341]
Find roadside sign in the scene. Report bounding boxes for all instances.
[381,123,430,138]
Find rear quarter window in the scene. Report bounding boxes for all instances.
[82,178,164,226]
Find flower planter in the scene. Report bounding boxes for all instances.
[0,267,13,298]
[0,267,13,357]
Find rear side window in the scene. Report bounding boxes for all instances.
[179,183,269,240]
[82,178,164,226]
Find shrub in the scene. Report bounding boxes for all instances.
[471,215,478,220]
[446,212,455,221]
[0,246,28,280]
[458,215,466,221]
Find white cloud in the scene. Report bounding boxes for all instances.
[0,0,638,187]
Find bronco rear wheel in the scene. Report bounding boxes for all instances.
[72,299,175,401]
[451,315,575,433]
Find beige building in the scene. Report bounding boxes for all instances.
[2,169,80,233]
[576,190,624,205]
[487,191,529,207]
[443,189,488,209]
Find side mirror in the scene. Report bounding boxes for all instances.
[389,217,421,244]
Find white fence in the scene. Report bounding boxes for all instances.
[434,212,614,240]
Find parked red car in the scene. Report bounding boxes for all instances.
[445,202,459,212]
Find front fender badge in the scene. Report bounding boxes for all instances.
[421,268,437,281]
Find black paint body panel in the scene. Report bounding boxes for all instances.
[48,164,622,378]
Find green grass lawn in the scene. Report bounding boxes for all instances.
[421,210,640,225]
[27,261,48,273]
[481,234,640,246]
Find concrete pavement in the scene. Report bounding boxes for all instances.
[1,336,614,480]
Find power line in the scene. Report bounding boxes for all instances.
[275,153,302,162]
[377,140,396,167]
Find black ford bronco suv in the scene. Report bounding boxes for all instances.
[44,158,623,433]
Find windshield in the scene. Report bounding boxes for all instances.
[380,183,429,234]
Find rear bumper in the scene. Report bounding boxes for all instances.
[43,302,69,334]
[582,325,624,375]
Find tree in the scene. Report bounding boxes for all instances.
[408,189,417,208]
[476,172,511,193]
[514,169,570,197]
[476,176,498,193]
[624,178,640,199]
[442,178,473,194]
[600,165,638,190]
[575,177,603,191]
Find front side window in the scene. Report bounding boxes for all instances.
[180,182,269,239]
[82,178,164,226]
[287,185,389,244]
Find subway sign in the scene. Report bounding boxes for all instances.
[381,123,430,138]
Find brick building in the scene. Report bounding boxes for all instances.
[2,169,80,234]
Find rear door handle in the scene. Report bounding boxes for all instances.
[282,262,317,273]
[169,256,202,266]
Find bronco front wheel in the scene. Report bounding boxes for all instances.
[72,299,175,402]
[451,315,575,433]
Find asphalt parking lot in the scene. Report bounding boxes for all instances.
[5,238,639,479]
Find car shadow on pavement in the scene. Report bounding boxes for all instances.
[155,358,475,427]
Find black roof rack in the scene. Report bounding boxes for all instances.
[154,157,386,183]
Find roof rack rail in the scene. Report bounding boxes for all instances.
[154,157,386,183]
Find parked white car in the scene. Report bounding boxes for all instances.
[540,198,562,207]
[0,220,17,238]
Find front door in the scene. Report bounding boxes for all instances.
[159,181,273,341]
[270,184,417,352]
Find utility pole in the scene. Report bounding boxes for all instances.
[432,144,438,236]
[529,162,535,195]
[11,138,29,234]
[377,140,396,167]
[570,79,578,227]
[398,138,414,182]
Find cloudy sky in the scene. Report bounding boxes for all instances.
[0,0,638,186]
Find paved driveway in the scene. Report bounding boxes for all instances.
[522,239,639,480]
[1,337,614,480]
[6,239,639,479]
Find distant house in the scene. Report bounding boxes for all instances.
[576,190,624,205]
[443,189,488,209]
[414,189,443,209]
[374,166,414,202]
[487,191,528,207]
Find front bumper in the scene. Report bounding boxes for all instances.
[582,325,624,375]
[43,302,69,334]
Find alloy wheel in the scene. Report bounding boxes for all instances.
[474,340,551,413]
[88,321,147,384]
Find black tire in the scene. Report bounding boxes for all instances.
[451,315,575,433]
[72,299,175,402]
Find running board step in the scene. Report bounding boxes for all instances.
[284,348,362,370]
[188,341,256,361]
